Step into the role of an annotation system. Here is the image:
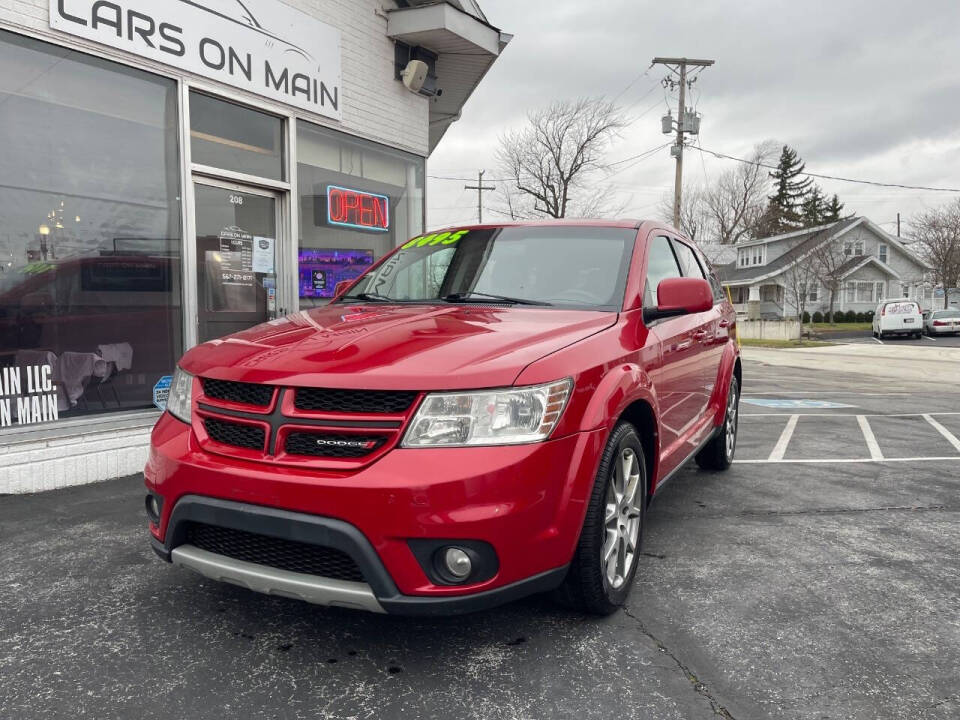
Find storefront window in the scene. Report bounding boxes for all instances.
[190,92,285,181]
[297,121,424,306]
[0,31,182,430]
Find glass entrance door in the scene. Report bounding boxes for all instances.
[194,181,281,343]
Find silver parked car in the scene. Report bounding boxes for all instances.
[924,309,960,336]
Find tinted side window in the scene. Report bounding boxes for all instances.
[707,272,725,303]
[671,239,706,279]
[644,235,682,307]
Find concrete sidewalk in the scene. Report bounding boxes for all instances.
[743,343,960,383]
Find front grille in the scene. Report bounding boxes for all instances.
[294,388,418,414]
[284,431,386,458]
[185,522,365,582]
[202,378,274,407]
[203,417,265,450]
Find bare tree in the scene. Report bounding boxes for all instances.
[910,200,960,309]
[657,184,713,242]
[782,259,821,339]
[704,140,779,244]
[811,238,849,322]
[495,98,627,218]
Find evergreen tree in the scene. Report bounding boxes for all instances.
[764,145,812,234]
[801,185,826,227]
[822,194,845,223]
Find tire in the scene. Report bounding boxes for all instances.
[695,376,740,471]
[557,422,647,615]
[878,330,884,340]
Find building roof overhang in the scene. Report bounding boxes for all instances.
[387,2,510,152]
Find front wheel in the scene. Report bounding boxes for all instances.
[695,375,740,471]
[557,422,647,615]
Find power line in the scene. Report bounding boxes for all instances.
[613,62,654,102]
[429,173,510,182]
[692,145,960,193]
[464,170,496,223]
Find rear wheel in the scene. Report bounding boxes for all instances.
[557,422,647,615]
[695,376,740,471]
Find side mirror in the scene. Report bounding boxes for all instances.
[643,277,713,324]
[333,280,353,298]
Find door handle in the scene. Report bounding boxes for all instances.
[692,330,708,339]
[718,318,732,328]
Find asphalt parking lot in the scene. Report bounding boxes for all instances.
[2,358,958,720]
[823,329,960,347]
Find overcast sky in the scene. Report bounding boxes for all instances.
[426,0,960,237]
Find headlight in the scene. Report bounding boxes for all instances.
[402,379,573,447]
[166,367,194,424]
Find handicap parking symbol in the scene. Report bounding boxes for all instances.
[741,398,856,409]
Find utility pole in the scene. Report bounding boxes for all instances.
[653,57,714,228]
[465,170,495,224]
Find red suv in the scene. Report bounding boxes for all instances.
[145,221,740,615]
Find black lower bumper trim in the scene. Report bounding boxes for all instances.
[378,565,568,616]
[153,494,569,615]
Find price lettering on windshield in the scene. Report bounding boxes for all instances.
[401,230,470,249]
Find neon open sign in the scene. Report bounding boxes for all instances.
[326,185,389,232]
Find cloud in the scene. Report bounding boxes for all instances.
[427,0,960,232]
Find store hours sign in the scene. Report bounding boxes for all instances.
[50,0,342,119]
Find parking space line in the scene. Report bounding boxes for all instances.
[736,456,960,465]
[922,335,935,341]
[742,411,960,418]
[767,414,799,461]
[857,415,884,460]
[923,414,960,453]
[872,336,883,344]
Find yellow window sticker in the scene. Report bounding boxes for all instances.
[401,229,469,249]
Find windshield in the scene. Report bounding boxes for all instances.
[341,226,637,311]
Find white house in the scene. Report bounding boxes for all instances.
[715,217,932,319]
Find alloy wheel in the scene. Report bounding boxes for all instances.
[602,447,643,589]
[725,381,739,459]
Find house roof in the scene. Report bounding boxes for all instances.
[715,216,930,285]
[836,255,901,280]
[716,218,861,284]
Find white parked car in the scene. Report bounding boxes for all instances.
[872,298,923,339]
[924,308,960,336]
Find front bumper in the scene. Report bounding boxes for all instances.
[145,412,606,613]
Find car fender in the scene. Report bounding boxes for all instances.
[708,340,740,426]
[578,363,660,434]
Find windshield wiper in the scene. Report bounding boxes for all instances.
[340,292,397,303]
[443,291,552,307]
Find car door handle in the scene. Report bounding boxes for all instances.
[718,319,732,328]
[692,330,708,339]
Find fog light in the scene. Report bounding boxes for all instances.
[443,547,472,580]
[145,493,162,524]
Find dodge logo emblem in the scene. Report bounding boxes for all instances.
[315,438,377,449]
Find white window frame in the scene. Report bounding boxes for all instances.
[845,280,875,304]
[878,244,888,264]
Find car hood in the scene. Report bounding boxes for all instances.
[180,303,617,390]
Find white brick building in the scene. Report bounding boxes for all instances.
[0,0,509,492]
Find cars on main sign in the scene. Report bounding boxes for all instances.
[144,221,741,616]
[873,298,923,339]
[924,308,960,336]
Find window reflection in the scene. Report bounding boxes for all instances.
[0,30,182,427]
